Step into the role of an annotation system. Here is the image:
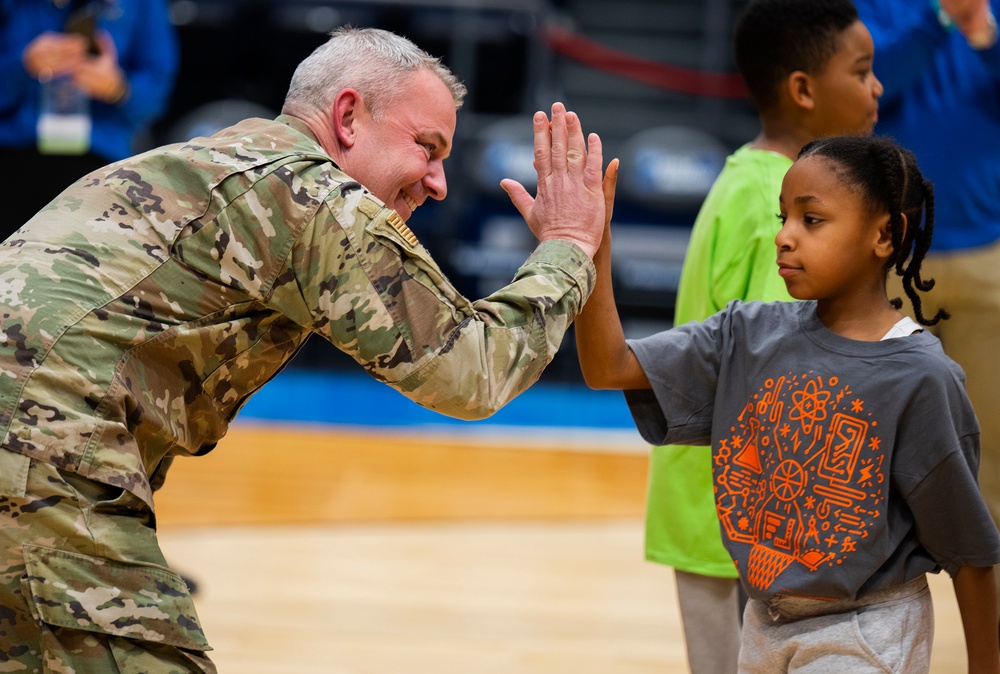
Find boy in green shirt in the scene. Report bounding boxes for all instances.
[646,2,883,671]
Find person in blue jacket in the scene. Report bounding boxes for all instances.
[853,0,1000,631]
[0,0,178,238]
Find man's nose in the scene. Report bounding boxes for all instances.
[425,163,447,201]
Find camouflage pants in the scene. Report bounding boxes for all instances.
[0,448,216,673]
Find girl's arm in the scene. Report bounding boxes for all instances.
[953,564,1000,673]
[575,159,650,391]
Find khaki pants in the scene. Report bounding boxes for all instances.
[0,449,215,673]
[889,240,1000,597]
[889,242,1000,601]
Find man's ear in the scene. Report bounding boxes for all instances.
[331,88,363,148]
[786,71,815,112]
[874,212,902,260]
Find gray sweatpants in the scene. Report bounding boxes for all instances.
[675,570,741,674]
[738,576,934,673]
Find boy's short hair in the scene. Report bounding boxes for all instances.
[734,0,859,113]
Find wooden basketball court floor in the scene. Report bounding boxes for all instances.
[155,422,969,673]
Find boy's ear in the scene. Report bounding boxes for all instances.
[786,71,816,112]
[874,212,901,260]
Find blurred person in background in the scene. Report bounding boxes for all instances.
[854,0,1000,633]
[0,0,179,239]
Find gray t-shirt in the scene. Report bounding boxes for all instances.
[626,300,1000,602]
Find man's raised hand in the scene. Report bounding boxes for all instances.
[500,102,606,259]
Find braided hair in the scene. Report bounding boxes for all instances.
[798,136,948,326]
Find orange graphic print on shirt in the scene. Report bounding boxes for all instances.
[715,371,885,593]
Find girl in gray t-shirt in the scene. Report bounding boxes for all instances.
[577,136,1000,672]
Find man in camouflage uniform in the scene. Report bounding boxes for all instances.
[0,27,607,672]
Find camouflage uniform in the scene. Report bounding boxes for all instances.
[0,115,595,671]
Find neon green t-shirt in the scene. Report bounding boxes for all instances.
[645,144,794,576]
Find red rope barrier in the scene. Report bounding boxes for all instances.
[543,24,748,99]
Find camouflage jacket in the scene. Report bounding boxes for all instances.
[0,115,595,509]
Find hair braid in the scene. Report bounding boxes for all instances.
[873,143,906,279]
[900,178,949,325]
[873,143,907,311]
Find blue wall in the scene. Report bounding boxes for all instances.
[238,368,636,433]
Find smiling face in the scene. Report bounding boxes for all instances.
[340,68,457,221]
[775,154,891,307]
[807,19,882,137]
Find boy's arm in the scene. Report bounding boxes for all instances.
[953,565,1000,673]
[575,159,650,391]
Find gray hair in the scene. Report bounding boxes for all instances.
[283,26,467,118]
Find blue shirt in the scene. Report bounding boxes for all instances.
[855,0,1000,252]
[0,0,178,161]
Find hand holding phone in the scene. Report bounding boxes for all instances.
[65,8,101,56]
